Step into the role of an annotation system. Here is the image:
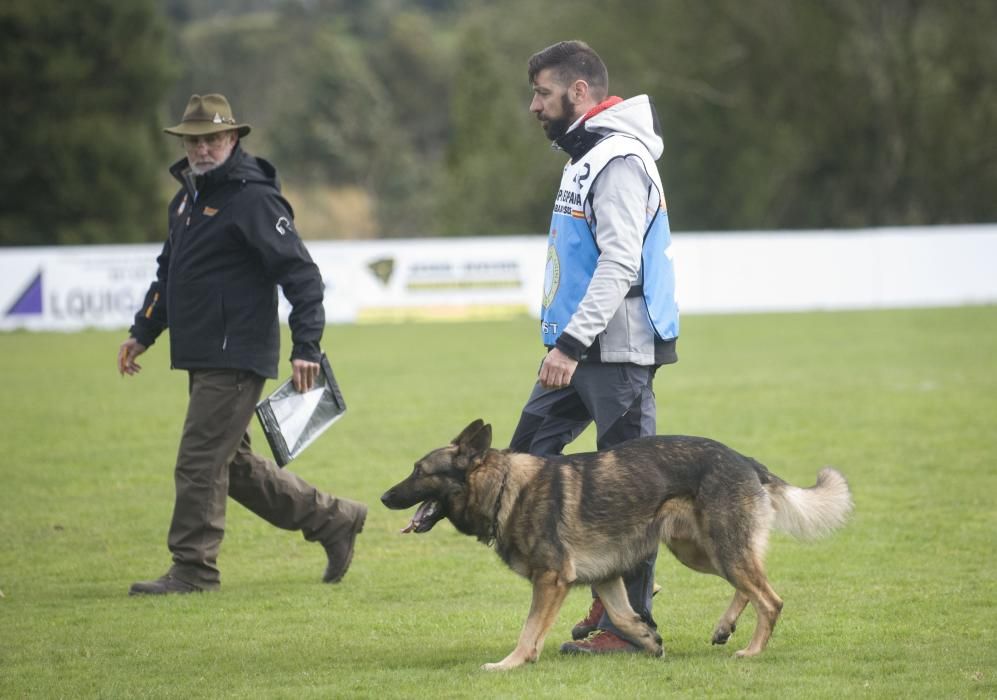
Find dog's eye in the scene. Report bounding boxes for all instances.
[412,464,423,477]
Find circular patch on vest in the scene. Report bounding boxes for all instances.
[543,245,560,308]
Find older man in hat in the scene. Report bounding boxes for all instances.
[119,94,367,595]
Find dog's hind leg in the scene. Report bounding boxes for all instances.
[481,570,569,671]
[711,590,749,645]
[593,577,663,656]
[724,558,783,658]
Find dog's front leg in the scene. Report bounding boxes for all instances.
[481,571,569,671]
[594,577,664,656]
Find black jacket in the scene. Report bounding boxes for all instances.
[130,145,324,379]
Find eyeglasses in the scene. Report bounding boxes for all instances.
[182,132,232,148]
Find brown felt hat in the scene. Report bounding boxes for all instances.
[163,94,251,138]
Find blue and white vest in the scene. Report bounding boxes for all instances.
[540,133,679,347]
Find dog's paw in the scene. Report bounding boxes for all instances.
[633,629,664,657]
[711,622,735,645]
[652,632,664,657]
[481,661,517,672]
[633,627,664,657]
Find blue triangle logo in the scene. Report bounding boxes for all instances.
[6,271,43,316]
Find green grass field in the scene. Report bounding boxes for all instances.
[1,306,995,698]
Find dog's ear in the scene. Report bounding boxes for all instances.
[453,419,492,457]
[452,419,485,446]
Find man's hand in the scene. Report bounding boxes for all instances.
[539,347,578,389]
[118,338,147,376]
[292,358,320,392]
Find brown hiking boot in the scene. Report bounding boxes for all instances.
[322,507,367,583]
[571,598,605,640]
[560,629,641,655]
[128,574,206,596]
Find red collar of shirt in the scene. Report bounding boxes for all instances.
[579,96,623,124]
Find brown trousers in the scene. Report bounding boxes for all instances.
[166,369,364,588]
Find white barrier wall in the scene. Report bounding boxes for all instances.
[676,226,997,313]
[1,225,995,332]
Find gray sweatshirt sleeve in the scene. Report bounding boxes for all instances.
[557,155,651,355]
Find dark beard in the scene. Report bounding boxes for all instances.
[541,93,576,142]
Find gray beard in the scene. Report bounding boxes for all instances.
[189,161,221,175]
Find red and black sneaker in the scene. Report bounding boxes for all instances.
[571,597,605,640]
[560,629,641,655]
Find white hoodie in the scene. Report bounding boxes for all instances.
[554,95,676,365]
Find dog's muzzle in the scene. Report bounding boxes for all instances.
[401,499,442,533]
[381,490,445,534]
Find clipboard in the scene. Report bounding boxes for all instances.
[255,354,346,466]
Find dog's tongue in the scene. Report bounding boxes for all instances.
[401,500,440,534]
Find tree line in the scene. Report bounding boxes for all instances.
[2,0,995,245]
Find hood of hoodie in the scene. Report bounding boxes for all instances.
[169,144,280,195]
[556,95,664,162]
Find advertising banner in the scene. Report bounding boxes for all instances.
[2,226,995,332]
[0,237,547,332]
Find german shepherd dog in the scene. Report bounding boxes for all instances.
[381,420,852,671]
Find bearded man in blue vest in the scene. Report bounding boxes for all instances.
[509,41,680,655]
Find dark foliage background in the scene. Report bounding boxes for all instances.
[2,0,994,244]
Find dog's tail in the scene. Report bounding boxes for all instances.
[767,467,853,541]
